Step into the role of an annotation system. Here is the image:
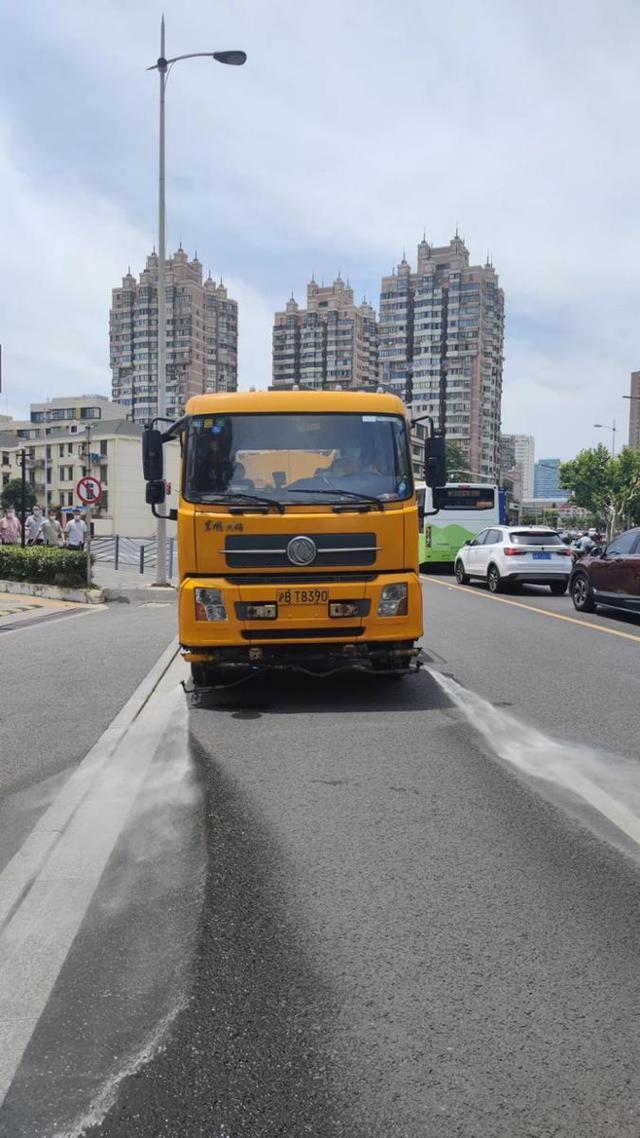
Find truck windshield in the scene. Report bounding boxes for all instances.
[183,412,413,505]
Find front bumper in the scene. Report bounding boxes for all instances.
[179,572,422,662]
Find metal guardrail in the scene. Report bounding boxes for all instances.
[92,535,176,576]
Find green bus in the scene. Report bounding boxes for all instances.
[417,482,504,567]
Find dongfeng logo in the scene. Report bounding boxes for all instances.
[286,536,317,566]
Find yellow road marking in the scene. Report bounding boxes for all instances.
[421,576,640,645]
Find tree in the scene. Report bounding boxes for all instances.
[559,445,640,540]
[445,440,472,479]
[1,478,37,513]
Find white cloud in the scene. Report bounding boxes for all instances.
[223,276,274,392]
[0,115,274,415]
[0,118,151,418]
[2,0,640,453]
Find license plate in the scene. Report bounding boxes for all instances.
[277,589,329,606]
[532,552,551,560]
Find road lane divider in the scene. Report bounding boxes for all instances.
[0,639,182,1111]
[421,576,640,645]
[430,668,640,852]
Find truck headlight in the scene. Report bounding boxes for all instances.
[377,583,408,617]
[195,587,227,621]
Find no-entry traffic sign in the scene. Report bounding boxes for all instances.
[76,476,103,505]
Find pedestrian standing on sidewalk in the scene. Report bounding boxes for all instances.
[42,511,63,547]
[64,509,87,551]
[25,506,45,545]
[0,507,22,544]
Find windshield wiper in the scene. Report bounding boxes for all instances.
[200,492,285,514]
[288,488,384,511]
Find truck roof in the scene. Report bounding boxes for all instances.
[185,389,408,417]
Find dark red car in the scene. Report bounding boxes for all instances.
[569,527,640,615]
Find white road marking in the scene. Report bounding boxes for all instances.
[430,668,640,851]
[0,605,106,635]
[0,640,183,1110]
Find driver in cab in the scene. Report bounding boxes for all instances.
[321,444,379,478]
[192,431,233,494]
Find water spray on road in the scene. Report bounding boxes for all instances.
[429,668,640,854]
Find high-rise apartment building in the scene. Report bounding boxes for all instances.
[378,235,505,480]
[110,248,238,423]
[629,370,640,451]
[272,276,378,390]
[500,433,535,498]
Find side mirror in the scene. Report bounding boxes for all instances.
[142,428,164,481]
[425,435,447,488]
[432,484,450,511]
[145,479,166,506]
[464,539,472,546]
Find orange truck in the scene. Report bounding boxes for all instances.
[142,388,445,686]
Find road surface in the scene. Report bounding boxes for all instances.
[1,579,639,1137]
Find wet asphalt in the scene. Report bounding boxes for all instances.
[2,582,640,1137]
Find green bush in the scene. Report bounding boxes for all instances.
[0,546,91,589]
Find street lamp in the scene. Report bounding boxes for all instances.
[593,420,616,456]
[147,18,246,585]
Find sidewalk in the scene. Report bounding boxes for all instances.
[92,562,176,601]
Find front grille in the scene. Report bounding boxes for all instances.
[225,532,378,569]
[224,572,377,584]
[241,627,364,641]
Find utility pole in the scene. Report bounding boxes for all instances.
[155,15,169,585]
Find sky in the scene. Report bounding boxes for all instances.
[1,0,639,459]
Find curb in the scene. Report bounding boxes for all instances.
[102,584,177,604]
[0,578,104,605]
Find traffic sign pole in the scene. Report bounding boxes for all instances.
[86,501,92,587]
[75,428,103,588]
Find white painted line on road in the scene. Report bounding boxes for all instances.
[421,575,640,645]
[431,668,640,852]
[0,605,107,635]
[0,637,179,933]
[0,639,182,1110]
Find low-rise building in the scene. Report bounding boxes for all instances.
[1,433,16,490]
[0,396,128,441]
[1,414,178,537]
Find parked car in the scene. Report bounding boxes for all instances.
[454,526,572,594]
[569,527,640,615]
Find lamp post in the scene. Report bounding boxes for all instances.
[593,419,616,456]
[148,18,246,585]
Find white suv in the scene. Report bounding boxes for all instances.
[454,526,573,594]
